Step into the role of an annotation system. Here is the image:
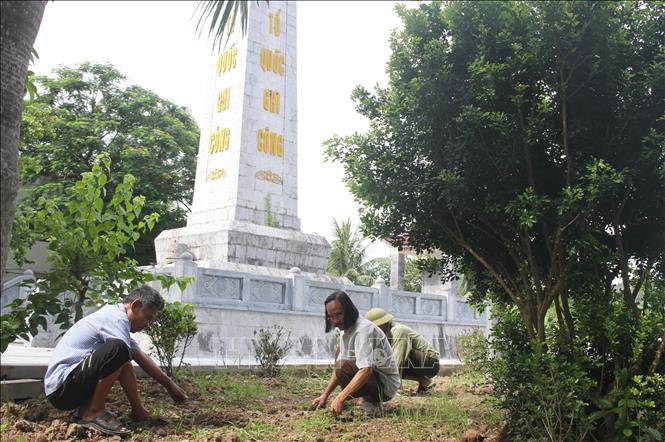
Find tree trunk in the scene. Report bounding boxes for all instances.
[0,0,46,284]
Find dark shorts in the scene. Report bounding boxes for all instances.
[401,348,440,379]
[47,338,131,410]
[335,360,390,403]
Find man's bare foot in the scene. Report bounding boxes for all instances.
[131,405,150,422]
[167,382,188,403]
[418,377,433,389]
[78,403,111,422]
[349,397,365,406]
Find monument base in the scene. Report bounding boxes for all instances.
[154,220,330,274]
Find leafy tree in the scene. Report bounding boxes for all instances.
[1,154,189,352]
[325,2,664,439]
[1,1,47,284]
[17,63,200,264]
[364,256,422,293]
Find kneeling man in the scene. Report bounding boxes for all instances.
[44,285,188,436]
[365,308,440,394]
[313,290,400,415]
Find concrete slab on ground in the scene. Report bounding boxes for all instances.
[0,379,43,402]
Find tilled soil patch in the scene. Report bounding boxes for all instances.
[1,369,505,441]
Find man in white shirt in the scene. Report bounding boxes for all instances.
[44,285,188,436]
[312,290,400,415]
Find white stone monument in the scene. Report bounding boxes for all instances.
[155,1,330,274]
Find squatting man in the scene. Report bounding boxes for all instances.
[44,285,188,436]
[313,290,401,415]
[365,307,440,394]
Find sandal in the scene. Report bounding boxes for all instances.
[415,383,435,395]
[73,408,116,421]
[359,401,381,417]
[79,411,131,436]
[143,415,169,426]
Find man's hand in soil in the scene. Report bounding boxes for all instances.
[330,395,345,415]
[312,394,329,409]
[167,382,188,403]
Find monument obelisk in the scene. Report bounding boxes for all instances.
[155,1,330,274]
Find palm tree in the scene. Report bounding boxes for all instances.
[194,1,266,53]
[1,1,47,283]
[327,219,368,283]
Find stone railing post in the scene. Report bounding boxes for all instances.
[373,277,391,310]
[288,267,306,311]
[173,251,198,303]
[20,269,34,300]
[485,304,494,338]
[389,251,405,290]
[447,278,457,322]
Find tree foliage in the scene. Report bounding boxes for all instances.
[17,62,199,264]
[194,1,267,54]
[1,154,190,352]
[326,218,369,283]
[364,256,422,293]
[325,2,664,439]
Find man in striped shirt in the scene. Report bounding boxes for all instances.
[44,285,188,436]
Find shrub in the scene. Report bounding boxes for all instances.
[590,370,664,442]
[487,306,595,441]
[252,325,293,377]
[457,330,491,384]
[145,301,198,378]
[1,153,160,352]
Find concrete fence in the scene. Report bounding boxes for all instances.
[140,252,488,363]
[1,253,489,364]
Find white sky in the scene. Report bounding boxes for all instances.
[32,1,411,258]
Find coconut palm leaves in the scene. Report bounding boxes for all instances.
[327,219,374,285]
[194,0,267,53]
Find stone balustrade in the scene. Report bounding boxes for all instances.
[1,253,488,362]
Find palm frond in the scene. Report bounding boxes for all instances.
[193,1,266,54]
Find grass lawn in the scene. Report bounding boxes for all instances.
[1,368,505,441]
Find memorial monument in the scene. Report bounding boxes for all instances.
[0,1,487,360]
[155,1,330,274]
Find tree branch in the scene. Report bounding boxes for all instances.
[649,327,665,376]
[611,193,640,322]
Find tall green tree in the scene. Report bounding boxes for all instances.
[17,63,200,264]
[1,1,47,284]
[327,0,664,342]
[326,218,368,282]
[326,2,664,438]
[3,154,165,352]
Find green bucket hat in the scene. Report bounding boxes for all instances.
[365,308,394,327]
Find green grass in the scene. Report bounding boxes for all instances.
[235,420,280,440]
[291,410,337,433]
[0,368,505,441]
[188,371,270,402]
[387,391,469,438]
[282,366,335,395]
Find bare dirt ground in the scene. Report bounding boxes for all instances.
[1,368,506,441]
